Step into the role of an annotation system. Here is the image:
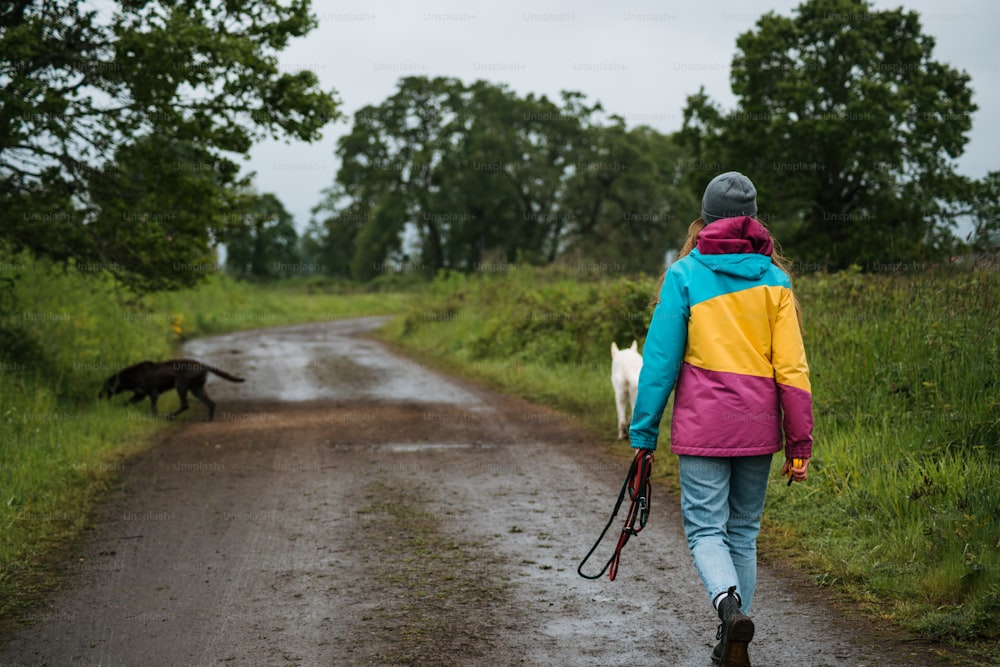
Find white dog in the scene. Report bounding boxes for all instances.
[610,340,643,440]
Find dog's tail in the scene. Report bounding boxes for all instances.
[207,366,246,383]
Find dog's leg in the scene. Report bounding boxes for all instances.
[169,386,190,420]
[627,382,639,439]
[191,385,216,422]
[148,391,160,418]
[615,386,629,440]
[127,392,146,405]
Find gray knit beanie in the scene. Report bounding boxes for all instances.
[701,171,758,224]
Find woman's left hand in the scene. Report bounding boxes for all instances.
[781,457,809,484]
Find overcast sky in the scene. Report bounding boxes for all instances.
[244,0,1000,232]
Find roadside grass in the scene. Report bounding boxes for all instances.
[781,266,999,656]
[0,256,405,621]
[384,263,1000,656]
[151,275,405,341]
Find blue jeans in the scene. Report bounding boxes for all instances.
[679,454,773,614]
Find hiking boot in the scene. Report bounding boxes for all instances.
[710,586,754,667]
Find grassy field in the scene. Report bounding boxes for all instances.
[382,263,1000,657]
[0,256,406,620]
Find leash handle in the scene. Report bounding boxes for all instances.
[630,450,653,530]
[578,449,654,581]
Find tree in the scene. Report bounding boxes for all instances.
[301,196,367,279]
[0,0,339,291]
[223,192,300,281]
[84,132,241,292]
[679,0,977,268]
[559,121,697,271]
[315,77,562,277]
[968,172,1000,252]
[312,76,696,278]
[425,84,601,269]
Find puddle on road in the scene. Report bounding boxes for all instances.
[305,355,379,389]
[383,442,495,453]
[183,318,484,406]
[325,442,497,453]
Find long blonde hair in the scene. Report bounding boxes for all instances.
[652,217,805,333]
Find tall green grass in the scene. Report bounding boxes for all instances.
[780,267,1000,645]
[385,264,1000,649]
[0,256,406,619]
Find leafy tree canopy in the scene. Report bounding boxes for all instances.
[679,0,978,269]
[309,76,694,280]
[0,0,339,291]
[223,190,300,281]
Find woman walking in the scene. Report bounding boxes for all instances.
[629,171,814,667]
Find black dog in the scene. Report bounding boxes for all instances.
[99,359,245,421]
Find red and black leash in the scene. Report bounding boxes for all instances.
[578,448,654,581]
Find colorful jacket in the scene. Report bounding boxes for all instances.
[629,216,813,459]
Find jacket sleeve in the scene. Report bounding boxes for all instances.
[629,268,689,450]
[772,288,814,459]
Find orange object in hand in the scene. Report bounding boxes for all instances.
[786,458,804,486]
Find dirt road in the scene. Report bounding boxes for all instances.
[0,318,956,666]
